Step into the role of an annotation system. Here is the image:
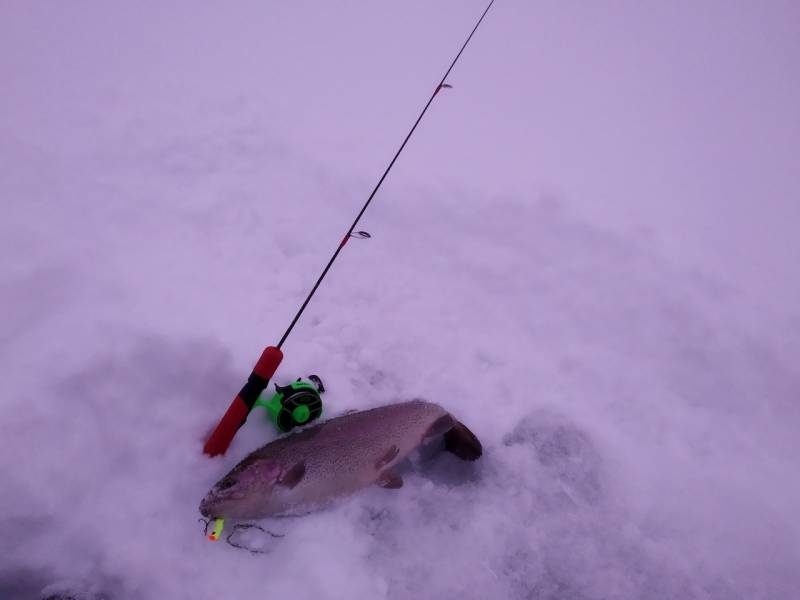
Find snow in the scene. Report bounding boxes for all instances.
[1,1,799,599]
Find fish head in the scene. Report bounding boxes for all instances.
[199,458,283,519]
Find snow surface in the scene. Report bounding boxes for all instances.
[1,2,799,599]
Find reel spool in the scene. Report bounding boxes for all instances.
[255,375,324,432]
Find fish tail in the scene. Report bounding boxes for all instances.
[444,421,483,461]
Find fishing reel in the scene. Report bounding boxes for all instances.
[255,375,324,432]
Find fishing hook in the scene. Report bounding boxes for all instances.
[226,523,285,554]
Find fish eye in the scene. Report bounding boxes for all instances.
[217,477,236,490]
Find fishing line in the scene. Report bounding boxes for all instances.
[201,518,285,553]
[204,0,497,456]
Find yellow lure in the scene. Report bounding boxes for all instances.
[207,518,224,541]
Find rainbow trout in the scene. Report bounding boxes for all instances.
[199,400,482,519]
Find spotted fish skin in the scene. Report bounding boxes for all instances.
[199,400,482,519]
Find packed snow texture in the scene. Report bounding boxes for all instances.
[1,2,799,599]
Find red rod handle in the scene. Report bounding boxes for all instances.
[203,345,284,456]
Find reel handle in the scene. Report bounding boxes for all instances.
[203,346,284,456]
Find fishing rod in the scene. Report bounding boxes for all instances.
[204,0,496,457]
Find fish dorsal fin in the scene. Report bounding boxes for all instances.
[444,421,483,461]
[375,445,400,470]
[277,461,306,489]
[377,470,403,489]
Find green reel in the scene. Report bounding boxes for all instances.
[255,375,324,432]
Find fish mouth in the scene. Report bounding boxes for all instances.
[199,487,248,518]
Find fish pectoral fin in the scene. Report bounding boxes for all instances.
[375,445,400,470]
[377,470,404,489]
[444,421,483,461]
[277,461,306,489]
